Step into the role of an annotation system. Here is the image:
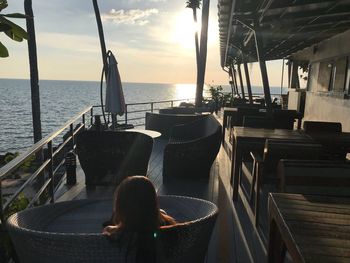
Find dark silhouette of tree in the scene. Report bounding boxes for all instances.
[186,0,200,66]
[186,0,210,108]
[24,0,42,144]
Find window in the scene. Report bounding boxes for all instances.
[332,57,347,92]
[317,61,333,92]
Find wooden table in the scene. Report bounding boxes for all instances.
[231,127,312,200]
[268,193,350,263]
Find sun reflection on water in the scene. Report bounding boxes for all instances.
[174,83,196,101]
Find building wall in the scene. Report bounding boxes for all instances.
[290,29,350,131]
[304,93,350,131]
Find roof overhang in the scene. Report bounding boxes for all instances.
[218,0,350,67]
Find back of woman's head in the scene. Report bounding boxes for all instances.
[114,176,160,233]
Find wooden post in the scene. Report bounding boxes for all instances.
[243,62,254,104]
[232,66,240,96]
[289,60,300,90]
[254,30,272,110]
[237,64,246,99]
[229,66,236,95]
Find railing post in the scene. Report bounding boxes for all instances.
[90,107,94,126]
[171,101,174,107]
[70,123,74,150]
[151,102,154,113]
[0,180,4,223]
[125,104,128,124]
[65,151,77,185]
[82,113,86,127]
[47,141,54,203]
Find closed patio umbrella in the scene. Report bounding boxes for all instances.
[101,51,125,129]
[105,51,125,116]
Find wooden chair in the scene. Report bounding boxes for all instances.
[243,116,292,130]
[242,139,324,226]
[303,120,342,133]
[277,159,350,196]
[303,121,346,160]
[271,109,299,130]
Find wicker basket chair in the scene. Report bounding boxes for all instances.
[76,130,153,188]
[163,115,222,181]
[145,112,205,139]
[7,196,218,263]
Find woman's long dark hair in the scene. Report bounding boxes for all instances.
[112,176,170,262]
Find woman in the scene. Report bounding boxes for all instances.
[103,176,176,262]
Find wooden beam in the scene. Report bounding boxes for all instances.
[254,30,272,109]
[232,65,240,95]
[237,64,246,99]
[243,62,254,104]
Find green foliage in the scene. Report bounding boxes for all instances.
[1,193,29,261]
[209,85,223,103]
[209,85,232,107]
[185,0,201,9]
[3,152,19,164]
[5,193,29,217]
[0,0,28,58]
[20,154,36,172]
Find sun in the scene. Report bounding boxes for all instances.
[171,10,218,50]
[172,10,199,49]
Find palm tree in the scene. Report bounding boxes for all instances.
[24,0,42,144]
[186,0,201,67]
[196,0,210,108]
[0,0,28,57]
[186,0,210,108]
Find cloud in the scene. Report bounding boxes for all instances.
[102,9,159,26]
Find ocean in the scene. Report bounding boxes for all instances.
[0,78,287,154]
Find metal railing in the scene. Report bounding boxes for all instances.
[0,93,284,221]
[0,98,192,221]
[0,106,93,222]
[124,98,195,127]
[93,98,195,128]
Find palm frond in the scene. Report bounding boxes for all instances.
[185,0,201,9]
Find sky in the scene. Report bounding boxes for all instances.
[0,0,286,86]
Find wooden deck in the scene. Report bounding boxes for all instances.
[54,114,269,263]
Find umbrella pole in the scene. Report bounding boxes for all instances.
[93,0,110,127]
[92,0,108,79]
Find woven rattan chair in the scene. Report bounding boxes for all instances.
[145,112,205,139]
[7,196,218,263]
[162,115,222,181]
[76,130,153,188]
